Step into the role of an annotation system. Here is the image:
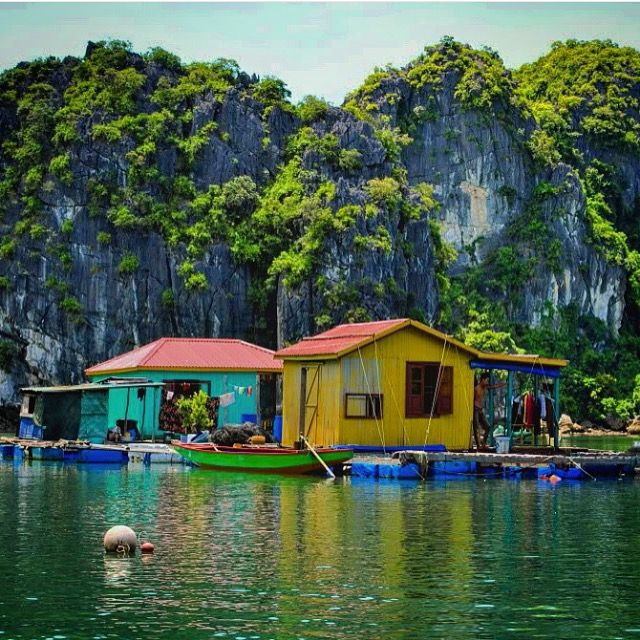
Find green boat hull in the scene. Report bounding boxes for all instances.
[171,442,353,474]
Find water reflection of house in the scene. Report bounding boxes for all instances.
[85,338,283,430]
[276,319,567,449]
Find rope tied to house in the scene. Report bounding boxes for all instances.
[423,336,451,449]
[357,345,386,453]
[383,355,408,446]
[373,339,386,451]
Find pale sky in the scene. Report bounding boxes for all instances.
[1,2,639,104]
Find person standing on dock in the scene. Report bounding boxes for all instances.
[473,372,506,447]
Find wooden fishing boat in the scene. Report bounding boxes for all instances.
[170,441,353,474]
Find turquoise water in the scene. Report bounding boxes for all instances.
[1,460,640,639]
[564,434,638,451]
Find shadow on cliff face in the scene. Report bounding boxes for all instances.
[0,404,19,436]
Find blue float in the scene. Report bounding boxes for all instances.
[350,462,379,478]
[351,461,422,480]
[75,449,128,464]
[537,465,585,480]
[30,447,64,461]
[0,444,14,458]
[432,460,477,476]
[377,463,422,480]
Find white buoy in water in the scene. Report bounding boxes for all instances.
[103,525,138,553]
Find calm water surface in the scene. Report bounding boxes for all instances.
[1,459,640,640]
[564,433,638,451]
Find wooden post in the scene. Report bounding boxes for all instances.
[533,378,539,446]
[141,387,146,440]
[298,368,307,444]
[123,387,130,438]
[506,370,513,439]
[256,374,261,427]
[488,370,495,446]
[152,387,157,443]
[223,374,229,426]
[553,377,561,451]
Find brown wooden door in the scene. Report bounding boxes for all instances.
[299,364,321,439]
[406,364,424,417]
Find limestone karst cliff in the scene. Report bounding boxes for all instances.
[1,38,639,421]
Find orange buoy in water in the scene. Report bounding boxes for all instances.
[549,474,562,483]
[140,542,155,554]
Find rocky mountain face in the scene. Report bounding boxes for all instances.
[0,39,638,418]
[351,64,627,331]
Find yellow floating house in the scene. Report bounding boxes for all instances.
[275,319,568,450]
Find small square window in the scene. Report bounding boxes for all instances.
[345,393,383,419]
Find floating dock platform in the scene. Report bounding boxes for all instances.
[348,447,640,481]
[402,448,639,479]
[0,438,185,465]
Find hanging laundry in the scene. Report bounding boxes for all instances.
[219,392,235,408]
[511,394,523,426]
[545,397,555,434]
[532,394,542,437]
[523,392,534,427]
[538,391,547,420]
[247,386,253,397]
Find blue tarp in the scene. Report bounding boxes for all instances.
[470,359,561,378]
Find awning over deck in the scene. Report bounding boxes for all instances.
[470,359,563,378]
[21,381,164,394]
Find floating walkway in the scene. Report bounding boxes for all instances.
[0,438,185,465]
[349,448,640,481]
[3,437,639,480]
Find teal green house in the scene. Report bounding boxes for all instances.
[19,380,164,443]
[85,338,283,434]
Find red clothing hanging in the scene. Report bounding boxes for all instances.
[523,392,535,427]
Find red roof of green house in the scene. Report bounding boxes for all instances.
[85,338,283,375]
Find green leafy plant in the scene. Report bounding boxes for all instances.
[60,295,82,316]
[297,95,330,123]
[176,390,214,433]
[117,252,140,275]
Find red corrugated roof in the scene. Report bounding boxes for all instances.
[275,319,569,368]
[276,319,409,358]
[85,338,282,375]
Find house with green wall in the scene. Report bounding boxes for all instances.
[85,338,283,433]
[20,380,164,443]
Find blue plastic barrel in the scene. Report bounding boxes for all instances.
[273,416,283,442]
[241,413,257,424]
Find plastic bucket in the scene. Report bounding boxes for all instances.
[273,416,283,442]
[495,436,511,454]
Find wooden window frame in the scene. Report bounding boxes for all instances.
[21,393,36,416]
[405,362,453,418]
[344,393,384,419]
